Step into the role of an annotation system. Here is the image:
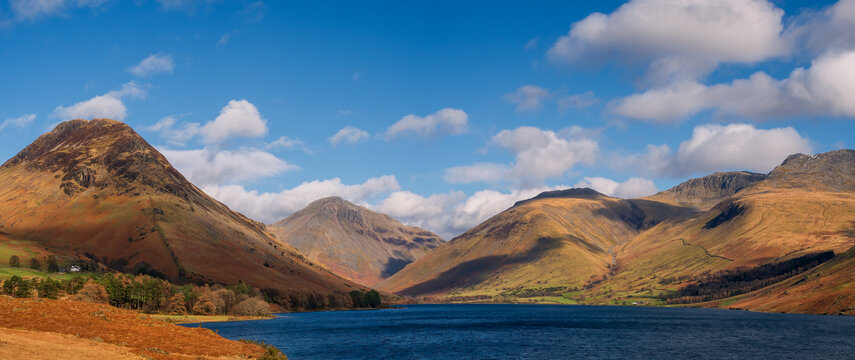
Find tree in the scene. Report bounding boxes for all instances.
[232,297,272,316]
[192,293,216,315]
[165,293,187,315]
[29,257,41,270]
[36,278,61,299]
[8,255,20,268]
[15,279,31,298]
[365,290,382,308]
[70,281,110,304]
[47,256,59,272]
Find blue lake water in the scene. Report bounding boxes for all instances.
[186,304,855,359]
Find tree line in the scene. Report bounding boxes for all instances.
[663,251,835,304]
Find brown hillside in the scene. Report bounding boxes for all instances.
[269,197,442,286]
[377,189,691,297]
[0,119,360,297]
[0,296,267,359]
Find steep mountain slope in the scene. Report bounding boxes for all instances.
[268,197,442,286]
[644,171,767,210]
[377,190,691,297]
[569,150,855,312]
[0,119,359,298]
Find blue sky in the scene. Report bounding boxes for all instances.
[1,0,853,238]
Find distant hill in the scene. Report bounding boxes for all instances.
[269,197,442,286]
[0,119,360,300]
[379,150,855,315]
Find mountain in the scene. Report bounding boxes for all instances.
[379,150,855,315]
[644,171,767,210]
[268,197,443,286]
[0,119,359,300]
[377,189,690,297]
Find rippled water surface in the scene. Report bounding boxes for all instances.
[188,304,855,359]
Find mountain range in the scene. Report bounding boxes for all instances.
[1,118,853,315]
[378,150,855,315]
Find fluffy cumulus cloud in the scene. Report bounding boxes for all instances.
[574,177,658,198]
[128,53,175,77]
[329,126,370,146]
[384,108,468,140]
[201,176,401,223]
[622,123,812,177]
[0,113,36,131]
[161,147,296,185]
[503,85,551,112]
[53,82,146,121]
[149,99,269,145]
[548,0,789,84]
[447,126,598,187]
[9,0,109,21]
[614,50,855,122]
[201,100,267,144]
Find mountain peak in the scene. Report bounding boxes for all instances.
[2,118,191,198]
[646,171,767,210]
[270,197,443,285]
[513,188,606,207]
[766,149,855,191]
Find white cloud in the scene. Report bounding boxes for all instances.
[787,0,855,55]
[574,177,658,198]
[548,0,789,84]
[375,187,559,239]
[329,126,369,146]
[621,123,812,177]
[147,116,200,144]
[201,99,267,144]
[53,81,146,121]
[503,85,551,112]
[201,175,401,223]
[557,91,599,111]
[9,0,109,21]
[384,108,469,140]
[0,113,36,131]
[160,147,297,185]
[128,53,175,77]
[266,136,309,153]
[447,126,599,187]
[614,50,855,122]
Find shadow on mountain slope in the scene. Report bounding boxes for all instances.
[397,237,566,296]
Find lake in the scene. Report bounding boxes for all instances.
[186,304,855,359]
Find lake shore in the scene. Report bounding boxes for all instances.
[148,313,276,324]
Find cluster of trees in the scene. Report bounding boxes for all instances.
[1,275,82,299]
[7,254,77,273]
[91,273,274,316]
[664,251,835,304]
[4,253,385,313]
[349,290,382,308]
